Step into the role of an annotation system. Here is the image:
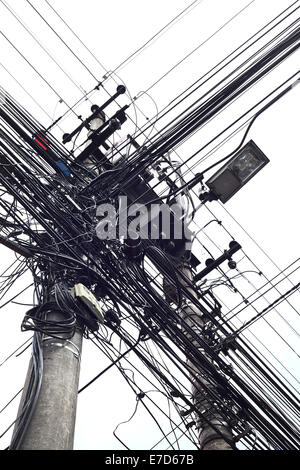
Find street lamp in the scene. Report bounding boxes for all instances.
[203,140,270,203]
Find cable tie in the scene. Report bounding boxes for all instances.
[136,392,145,400]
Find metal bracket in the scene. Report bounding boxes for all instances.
[42,337,81,362]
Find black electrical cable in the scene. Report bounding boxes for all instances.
[78,336,140,394]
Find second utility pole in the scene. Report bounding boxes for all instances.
[164,257,234,450]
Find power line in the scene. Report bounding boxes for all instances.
[0,0,299,451]
[142,0,258,95]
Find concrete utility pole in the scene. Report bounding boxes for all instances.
[164,259,233,450]
[11,311,83,450]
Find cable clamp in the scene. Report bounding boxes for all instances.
[215,335,238,356]
[232,425,253,443]
[209,418,229,427]
[42,337,81,362]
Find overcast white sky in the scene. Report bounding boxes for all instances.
[0,0,299,450]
